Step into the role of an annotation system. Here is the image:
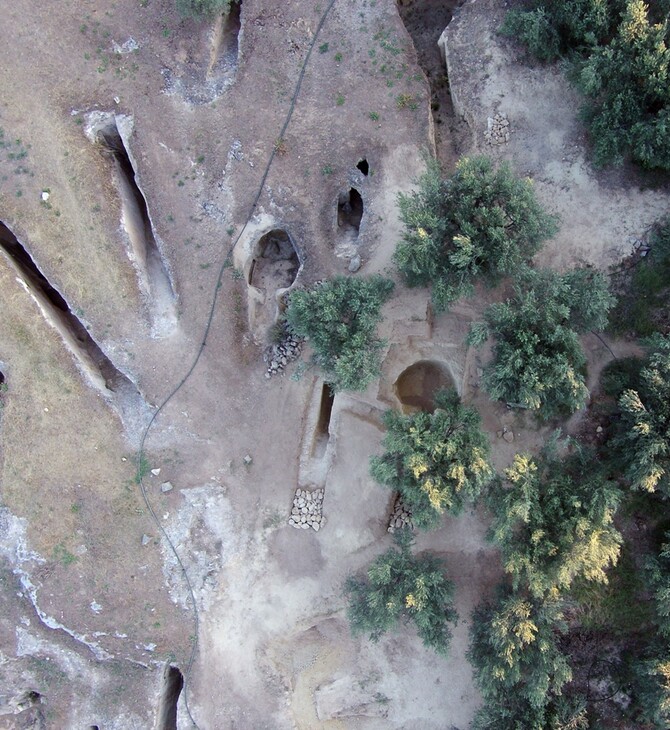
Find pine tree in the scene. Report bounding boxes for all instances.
[370,389,494,529]
[344,531,458,656]
[577,0,670,169]
[632,649,670,728]
[489,439,622,599]
[614,334,670,495]
[646,532,670,638]
[394,156,558,311]
[469,592,573,724]
[286,276,394,392]
[469,266,614,418]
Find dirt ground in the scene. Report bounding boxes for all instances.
[0,0,667,728]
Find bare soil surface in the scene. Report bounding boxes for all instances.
[0,0,667,728]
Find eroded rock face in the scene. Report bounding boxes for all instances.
[0,507,155,728]
[315,675,389,721]
[161,485,243,612]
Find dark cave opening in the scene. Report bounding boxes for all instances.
[337,188,364,234]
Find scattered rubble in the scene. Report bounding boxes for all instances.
[484,112,510,145]
[288,488,325,531]
[388,493,415,533]
[264,326,303,379]
[496,428,514,443]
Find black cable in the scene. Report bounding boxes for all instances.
[590,330,617,360]
[135,1,339,726]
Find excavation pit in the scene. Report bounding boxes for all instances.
[248,229,299,292]
[394,360,455,413]
[356,158,369,176]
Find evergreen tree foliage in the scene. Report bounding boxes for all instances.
[469,592,573,725]
[370,389,494,529]
[613,334,670,494]
[472,693,589,730]
[501,0,625,61]
[394,156,558,311]
[631,649,670,728]
[646,532,670,638]
[176,0,237,19]
[502,0,670,169]
[286,276,394,392]
[576,0,670,169]
[344,531,458,655]
[609,216,670,337]
[489,440,623,599]
[470,267,614,418]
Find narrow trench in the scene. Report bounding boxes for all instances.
[207,0,242,77]
[155,664,184,730]
[0,221,142,405]
[312,383,335,458]
[96,121,177,336]
[221,1,242,64]
[396,0,464,164]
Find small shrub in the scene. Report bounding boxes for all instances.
[500,8,561,62]
[600,356,645,398]
[609,217,670,337]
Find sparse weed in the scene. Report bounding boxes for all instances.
[274,137,288,156]
[53,543,77,567]
[396,93,417,110]
[134,452,151,485]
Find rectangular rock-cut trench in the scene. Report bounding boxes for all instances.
[0,220,144,417]
[96,120,177,337]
